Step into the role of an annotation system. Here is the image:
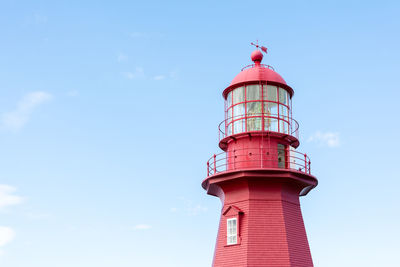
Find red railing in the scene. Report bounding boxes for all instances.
[241,64,275,71]
[218,114,299,142]
[207,147,311,177]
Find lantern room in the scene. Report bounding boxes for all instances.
[218,50,299,148]
[207,49,312,182]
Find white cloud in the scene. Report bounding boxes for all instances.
[66,90,78,97]
[0,185,23,209]
[0,226,15,247]
[117,53,128,62]
[133,224,152,230]
[26,211,51,220]
[178,197,208,216]
[1,91,52,131]
[153,75,166,80]
[169,70,179,79]
[129,32,164,39]
[33,13,48,24]
[308,131,340,147]
[122,67,144,80]
[129,32,143,38]
[169,207,178,213]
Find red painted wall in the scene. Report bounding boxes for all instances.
[211,177,313,267]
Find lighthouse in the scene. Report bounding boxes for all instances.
[202,46,318,267]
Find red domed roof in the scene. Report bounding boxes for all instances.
[223,49,293,98]
[230,64,287,86]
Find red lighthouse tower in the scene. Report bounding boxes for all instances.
[202,46,318,267]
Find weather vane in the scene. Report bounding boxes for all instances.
[251,40,268,54]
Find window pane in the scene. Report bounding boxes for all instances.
[246,84,260,101]
[233,104,245,119]
[267,85,277,102]
[265,102,278,116]
[279,105,288,120]
[280,121,289,134]
[233,119,245,134]
[227,123,232,136]
[227,218,237,245]
[246,102,262,116]
[279,88,288,105]
[247,118,262,131]
[277,144,286,168]
[227,91,232,107]
[233,87,244,104]
[262,84,267,100]
[226,107,233,127]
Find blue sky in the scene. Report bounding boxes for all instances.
[0,0,399,266]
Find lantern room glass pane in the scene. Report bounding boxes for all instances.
[233,104,245,119]
[269,118,278,132]
[267,85,277,102]
[233,87,244,104]
[226,107,233,124]
[227,91,232,107]
[247,118,262,131]
[280,120,289,134]
[265,101,278,116]
[227,122,232,136]
[233,119,245,134]
[246,84,260,101]
[279,105,288,120]
[279,88,288,105]
[247,102,262,116]
[262,84,267,100]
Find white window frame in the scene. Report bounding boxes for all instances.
[226,218,238,245]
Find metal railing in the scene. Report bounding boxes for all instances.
[241,64,275,71]
[207,147,311,177]
[218,114,299,142]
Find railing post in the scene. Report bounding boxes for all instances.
[213,154,217,174]
[207,161,210,176]
[304,153,307,173]
[308,161,311,174]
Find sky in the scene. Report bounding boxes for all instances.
[0,0,400,266]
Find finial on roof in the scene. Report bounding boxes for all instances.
[250,41,268,64]
[251,41,268,54]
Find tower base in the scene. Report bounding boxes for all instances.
[202,169,317,267]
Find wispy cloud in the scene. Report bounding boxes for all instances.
[33,13,48,24]
[153,75,166,81]
[0,226,15,250]
[129,32,164,39]
[1,91,52,131]
[129,32,143,38]
[177,197,208,216]
[0,185,23,210]
[308,131,340,147]
[25,211,51,221]
[117,53,128,62]
[66,90,78,97]
[153,70,179,81]
[133,224,152,231]
[122,67,145,80]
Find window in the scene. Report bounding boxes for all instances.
[277,144,286,169]
[227,218,238,245]
[233,87,244,104]
[279,88,288,105]
[246,84,260,101]
[224,85,292,137]
[267,85,277,102]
